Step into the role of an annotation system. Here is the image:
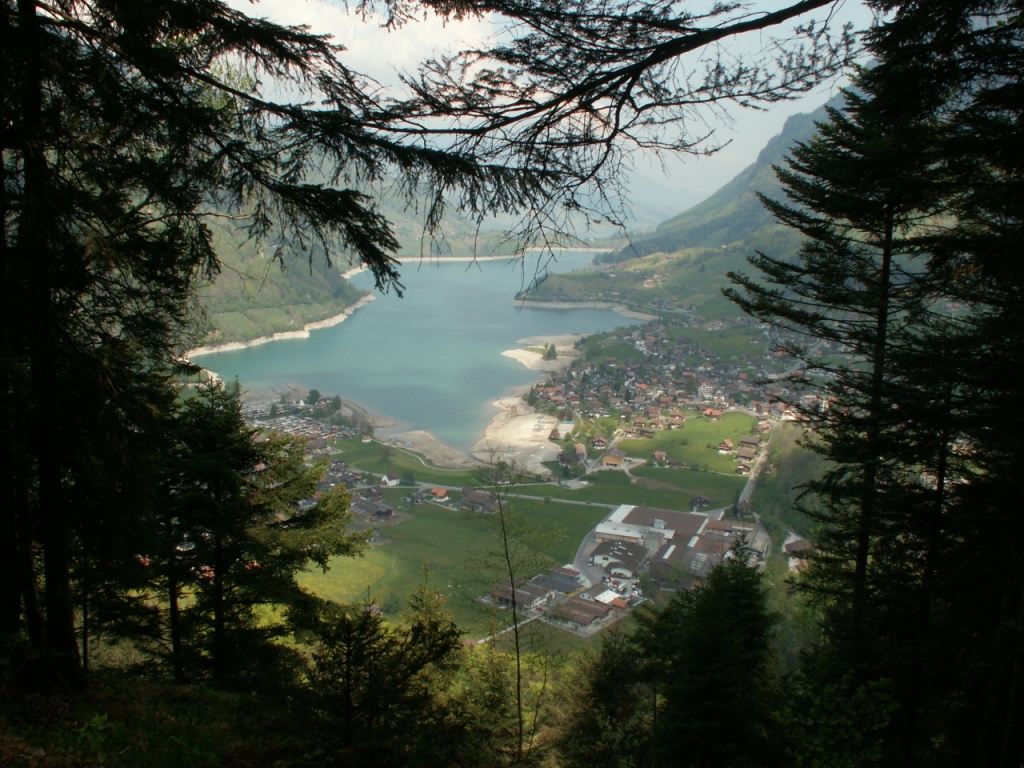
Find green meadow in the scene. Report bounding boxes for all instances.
[618,410,759,471]
[306,416,756,633]
[301,496,607,635]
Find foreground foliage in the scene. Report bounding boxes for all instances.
[729,1,1024,765]
[6,0,1022,765]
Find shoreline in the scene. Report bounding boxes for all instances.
[468,333,584,477]
[376,335,581,475]
[185,276,643,475]
[185,294,376,358]
[515,298,658,322]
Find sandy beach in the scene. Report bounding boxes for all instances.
[466,332,585,477]
[194,306,607,478]
[500,333,583,374]
[385,430,483,470]
[373,334,580,477]
[469,394,561,478]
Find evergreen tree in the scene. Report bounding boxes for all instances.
[302,583,463,766]
[0,0,554,686]
[633,552,781,768]
[555,630,655,768]
[158,383,365,687]
[82,382,364,687]
[725,52,955,723]
[728,2,1024,763]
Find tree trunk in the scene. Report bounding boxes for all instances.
[16,0,82,688]
[213,536,226,686]
[168,568,184,683]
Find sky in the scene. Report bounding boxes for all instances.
[229,0,875,227]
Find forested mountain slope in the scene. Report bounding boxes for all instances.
[194,198,512,346]
[193,218,368,346]
[604,100,834,263]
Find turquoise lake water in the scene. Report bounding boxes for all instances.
[196,252,639,451]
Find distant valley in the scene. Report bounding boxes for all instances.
[195,96,829,347]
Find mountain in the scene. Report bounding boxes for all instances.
[521,98,839,319]
[602,100,833,263]
[193,218,368,346]
[193,193,518,346]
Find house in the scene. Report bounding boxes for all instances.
[592,434,609,449]
[358,487,383,503]
[703,407,722,419]
[785,538,813,558]
[460,487,497,514]
[530,569,582,595]
[490,579,550,612]
[430,487,450,503]
[590,539,648,578]
[350,499,395,522]
[783,538,812,572]
[740,435,762,449]
[649,540,722,585]
[736,447,757,462]
[595,505,708,547]
[718,438,734,454]
[600,447,626,467]
[559,443,587,466]
[559,449,582,465]
[380,471,401,488]
[548,596,612,628]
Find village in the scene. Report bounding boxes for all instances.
[529,315,843,444]
[239,409,814,637]
[228,312,832,636]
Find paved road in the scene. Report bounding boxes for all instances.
[739,436,772,504]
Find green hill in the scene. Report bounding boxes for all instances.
[191,218,368,346]
[521,99,839,318]
[602,101,832,263]
[192,194,516,346]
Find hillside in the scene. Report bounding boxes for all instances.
[520,98,838,318]
[192,218,368,346]
[192,96,834,346]
[193,195,521,346]
[601,100,833,263]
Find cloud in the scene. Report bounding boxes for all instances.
[228,0,494,84]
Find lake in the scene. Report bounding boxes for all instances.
[196,251,640,450]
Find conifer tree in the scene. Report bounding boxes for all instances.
[725,49,954,689]
[302,583,463,766]
[633,552,780,768]
[729,2,1024,762]
[156,383,365,687]
[555,629,655,768]
[0,0,551,685]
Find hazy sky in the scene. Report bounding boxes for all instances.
[231,0,874,223]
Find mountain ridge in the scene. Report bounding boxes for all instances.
[602,100,833,263]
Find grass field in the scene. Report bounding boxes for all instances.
[628,465,746,508]
[301,497,607,636]
[618,410,760,472]
[331,437,486,487]
[305,419,755,636]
